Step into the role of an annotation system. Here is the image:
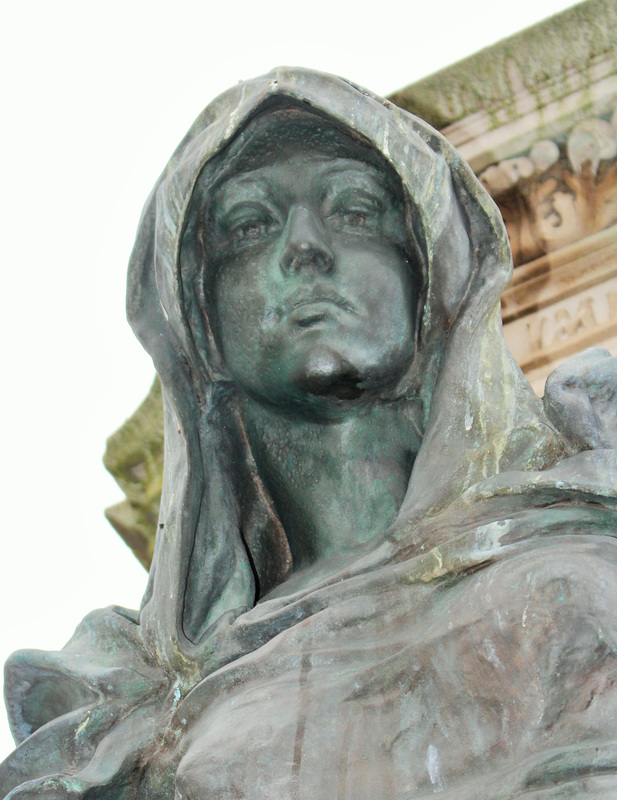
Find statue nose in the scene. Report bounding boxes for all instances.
[280,206,335,275]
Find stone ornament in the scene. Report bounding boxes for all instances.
[2,68,617,799]
[479,108,617,266]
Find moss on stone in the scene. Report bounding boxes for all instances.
[103,378,164,569]
[388,0,617,129]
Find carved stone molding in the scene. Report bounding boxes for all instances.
[502,224,617,393]
[390,0,617,170]
[479,110,617,267]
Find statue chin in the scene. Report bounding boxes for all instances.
[237,348,375,421]
[283,344,412,417]
[291,348,363,401]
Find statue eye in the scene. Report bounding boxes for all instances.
[327,204,380,233]
[232,220,269,241]
[225,210,279,246]
[323,186,384,235]
[339,211,370,228]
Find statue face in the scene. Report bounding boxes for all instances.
[207,147,416,412]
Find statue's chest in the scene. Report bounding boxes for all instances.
[173,542,617,799]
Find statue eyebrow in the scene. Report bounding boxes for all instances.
[320,163,392,202]
[212,177,275,218]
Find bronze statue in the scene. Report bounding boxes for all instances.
[2,68,617,799]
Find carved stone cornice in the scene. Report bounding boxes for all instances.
[501,224,617,393]
[445,55,617,173]
[390,0,617,163]
[479,108,617,267]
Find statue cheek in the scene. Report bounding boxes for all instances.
[352,253,414,335]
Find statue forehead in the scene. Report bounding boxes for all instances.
[224,105,377,161]
[200,104,400,192]
[212,156,392,209]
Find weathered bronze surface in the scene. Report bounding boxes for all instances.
[2,68,617,798]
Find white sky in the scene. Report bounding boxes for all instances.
[0,0,581,761]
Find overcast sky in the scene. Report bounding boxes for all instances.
[0,0,581,759]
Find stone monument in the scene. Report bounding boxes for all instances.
[2,67,617,799]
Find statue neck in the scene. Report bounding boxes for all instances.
[239,394,418,575]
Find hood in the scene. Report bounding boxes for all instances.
[126,67,562,668]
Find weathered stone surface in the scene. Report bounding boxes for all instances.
[479,112,617,267]
[390,0,617,149]
[502,225,617,393]
[103,378,163,569]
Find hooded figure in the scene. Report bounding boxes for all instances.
[2,68,617,800]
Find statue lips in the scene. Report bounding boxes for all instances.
[284,286,357,329]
